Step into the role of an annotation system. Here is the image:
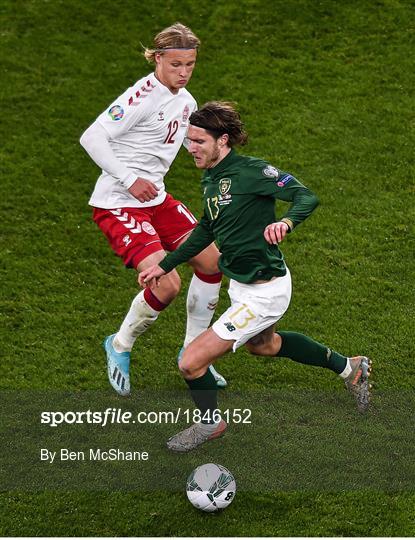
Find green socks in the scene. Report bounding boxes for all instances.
[185,332,346,422]
[276,331,347,374]
[185,368,218,424]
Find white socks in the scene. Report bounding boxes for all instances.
[184,273,221,347]
[112,273,221,355]
[114,290,160,352]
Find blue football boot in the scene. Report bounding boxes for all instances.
[104,334,131,396]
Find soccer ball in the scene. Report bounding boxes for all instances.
[186,463,236,512]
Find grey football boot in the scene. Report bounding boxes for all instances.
[344,356,372,413]
[167,420,227,452]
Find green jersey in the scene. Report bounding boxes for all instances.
[159,149,319,283]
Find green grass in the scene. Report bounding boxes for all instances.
[2,491,415,537]
[1,0,414,536]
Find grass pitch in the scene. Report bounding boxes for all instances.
[1,0,414,536]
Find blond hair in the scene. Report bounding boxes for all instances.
[144,23,200,63]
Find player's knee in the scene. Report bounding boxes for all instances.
[245,338,274,357]
[169,273,181,297]
[161,272,181,301]
[246,331,281,357]
[178,358,195,379]
[189,244,220,274]
[198,260,220,275]
[246,341,264,356]
[178,349,204,379]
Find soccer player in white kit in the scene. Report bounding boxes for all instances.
[80,23,226,395]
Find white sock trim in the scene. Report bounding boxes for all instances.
[113,336,131,353]
[339,358,352,379]
[197,420,221,433]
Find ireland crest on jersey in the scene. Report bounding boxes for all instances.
[262,165,279,178]
[219,178,232,195]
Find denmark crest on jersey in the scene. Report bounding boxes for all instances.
[182,105,190,124]
[219,178,232,195]
[262,165,279,178]
[142,221,156,236]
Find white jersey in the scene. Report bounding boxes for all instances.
[86,72,197,209]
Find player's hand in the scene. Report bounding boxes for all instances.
[128,178,159,203]
[264,221,289,245]
[138,265,166,288]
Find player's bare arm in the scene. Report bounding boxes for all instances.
[264,221,289,245]
[128,178,159,203]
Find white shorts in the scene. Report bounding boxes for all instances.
[212,268,292,351]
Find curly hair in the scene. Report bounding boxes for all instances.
[189,101,248,147]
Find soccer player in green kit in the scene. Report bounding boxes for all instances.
[139,101,372,453]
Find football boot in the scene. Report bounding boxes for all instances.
[167,420,227,452]
[344,355,372,413]
[103,334,130,396]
